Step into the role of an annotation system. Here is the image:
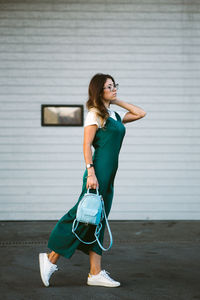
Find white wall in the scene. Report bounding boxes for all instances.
[0,0,200,220]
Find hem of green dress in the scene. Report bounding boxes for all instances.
[48,243,102,259]
[48,245,74,259]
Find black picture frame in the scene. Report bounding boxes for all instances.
[41,104,84,127]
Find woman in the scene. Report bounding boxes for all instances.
[39,73,146,288]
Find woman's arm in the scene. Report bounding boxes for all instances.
[111,98,147,123]
[83,125,99,189]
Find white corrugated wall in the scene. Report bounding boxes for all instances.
[0,0,200,220]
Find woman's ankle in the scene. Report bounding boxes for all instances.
[47,252,60,264]
[89,268,101,275]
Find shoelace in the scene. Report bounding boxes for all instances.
[101,270,115,282]
[47,264,58,277]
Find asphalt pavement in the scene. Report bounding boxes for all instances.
[0,220,200,300]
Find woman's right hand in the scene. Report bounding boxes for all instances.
[86,174,99,190]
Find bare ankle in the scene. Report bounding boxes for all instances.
[48,252,60,264]
[90,268,101,275]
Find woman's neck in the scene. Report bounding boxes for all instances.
[102,99,110,109]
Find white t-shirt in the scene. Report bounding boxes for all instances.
[84,108,127,128]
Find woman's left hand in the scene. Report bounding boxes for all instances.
[110,98,147,123]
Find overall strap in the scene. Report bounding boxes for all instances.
[114,111,121,121]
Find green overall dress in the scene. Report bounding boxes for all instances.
[48,111,126,258]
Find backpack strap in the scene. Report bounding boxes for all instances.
[94,199,113,251]
[72,219,102,245]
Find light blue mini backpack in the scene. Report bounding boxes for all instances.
[72,188,113,251]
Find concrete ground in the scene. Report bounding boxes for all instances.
[0,220,200,300]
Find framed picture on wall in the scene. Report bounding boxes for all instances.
[41,104,84,127]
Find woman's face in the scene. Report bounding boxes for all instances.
[101,78,117,105]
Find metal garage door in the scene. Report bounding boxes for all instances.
[0,0,199,220]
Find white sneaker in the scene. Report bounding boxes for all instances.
[39,253,58,287]
[87,270,120,287]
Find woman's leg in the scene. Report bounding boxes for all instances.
[48,251,60,264]
[47,250,101,273]
[87,249,120,287]
[89,250,102,275]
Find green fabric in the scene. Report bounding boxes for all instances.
[48,111,126,258]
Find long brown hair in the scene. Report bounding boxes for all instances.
[86,73,116,128]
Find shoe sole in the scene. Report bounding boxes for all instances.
[87,280,120,288]
[39,253,49,287]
